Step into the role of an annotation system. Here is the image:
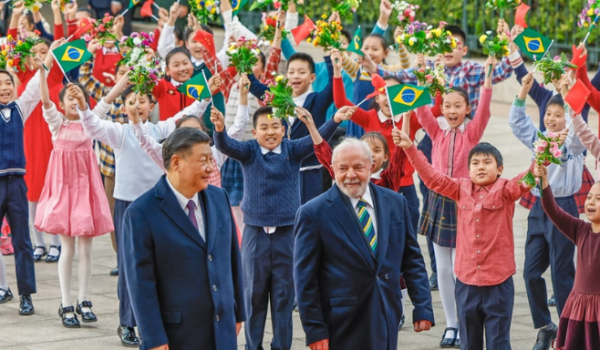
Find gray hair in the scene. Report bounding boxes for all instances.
[162,127,211,170]
[331,138,373,166]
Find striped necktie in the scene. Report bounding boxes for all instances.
[357,198,377,253]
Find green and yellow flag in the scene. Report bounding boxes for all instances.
[386,84,431,115]
[129,0,142,9]
[513,28,552,60]
[347,26,363,56]
[178,72,212,100]
[52,39,92,73]
[232,0,248,16]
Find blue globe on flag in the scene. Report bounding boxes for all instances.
[401,89,416,104]
[67,47,82,61]
[187,86,199,99]
[527,39,541,52]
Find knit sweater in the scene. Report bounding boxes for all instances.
[213,119,340,227]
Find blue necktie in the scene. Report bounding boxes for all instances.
[357,199,377,253]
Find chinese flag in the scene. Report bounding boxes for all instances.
[364,74,387,100]
[515,3,530,28]
[71,18,94,40]
[194,30,216,58]
[141,0,154,17]
[565,79,591,115]
[291,15,316,46]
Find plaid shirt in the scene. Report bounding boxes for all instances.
[79,59,127,177]
[381,57,513,112]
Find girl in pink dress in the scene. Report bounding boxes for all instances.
[34,63,114,328]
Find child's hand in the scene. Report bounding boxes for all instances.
[31,56,44,70]
[484,56,497,87]
[510,24,524,43]
[415,53,425,68]
[113,15,125,36]
[158,7,169,30]
[239,73,251,96]
[378,0,393,25]
[360,50,378,75]
[558,128,568,146]
[559,74,572,99]
[518,72,534,99]
[12,1,25,17]
[68,83,87,110]
[50,0,60,12]
[331,49,342,76]
[497,18,509,35]
[168,2,180,26]
[392,128,413,149]
[296,106,314,125]
[87,38,102,55]
[210,106,225,132]
[328,11,341,23]
[128,96,141,125]
[208,75,222,95]
[50,38,66,51]
[434,54,443,68]
[188,13,201,31]
[394,26,403,41]
[333,106,357,123]
[63,1,77,19]
[533,163,549,189]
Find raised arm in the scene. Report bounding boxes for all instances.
[154,99,210,140]
[211,107,254,162]
[291,107,343,161]
[508,72,538,149]
[79,101,125,149]
[466,85,493,144]
[131,122,167,172]
[78,52,109,102]
[572,114,600,167]
[157,3,179,59]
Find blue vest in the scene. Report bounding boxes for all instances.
[0,104,25,176]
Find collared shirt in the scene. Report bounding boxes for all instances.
[406,145,531,286]
[260,144,282,233]
[347,186,377,237]
[166,177,205,241]
[291,90,311,126]
[376,110,401,125]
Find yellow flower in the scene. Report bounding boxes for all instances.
[588,8,595,16]
[321,14,327,19]
[451,38,457,48]
[431,28,442,37]
[395,36,402,44]
[209,6,216,14]
[584,22,590,27]
[502,45,508,52]
[228,45,236,52]
[6,35,11,40]
[408,37,417,46]
[479,34,487,44]
[306,37,312,43]
[264,25,269,30]
[32,4,40,11]
[7,59,13,66]
[17,40,22,46]
[275,75,284,82]
[1,50,6,56]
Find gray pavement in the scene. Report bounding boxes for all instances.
[2,99,596,349]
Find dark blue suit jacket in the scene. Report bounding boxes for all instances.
[248,56,334,167]
[294,184,434,350]
[122,176,245,350]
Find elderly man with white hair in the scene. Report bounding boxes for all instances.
[293,138,434,350]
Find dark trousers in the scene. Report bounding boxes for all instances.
[417,133,436,274]
[300,168,325,205]
[456,277,514,350]
[524,196,576,328]
[398,184,420,234]
[0,176,35,295]
[242,225,294,350]
[115,199,136,328]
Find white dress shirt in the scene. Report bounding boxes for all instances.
[259,145,282,234]
[166,177,205,241]
[347,187,377,237]
[291,90,311,126]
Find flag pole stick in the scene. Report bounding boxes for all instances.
[532,40,554,73]
[355,97,369,108]
[152,2,160,9]
[151,15,159,21]
[583,14,600,45]
[121,7,130,16]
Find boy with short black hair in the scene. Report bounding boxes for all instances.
[395,127,534,350]
[212,105,354,350]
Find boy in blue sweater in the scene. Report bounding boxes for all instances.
[247,47,336,204]
[212,104,354,350]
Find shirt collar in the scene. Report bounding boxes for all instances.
[260,144,282,155]
[377,110,401,124]
[102,46,120,54]
[473,184,490,193]
[293,90,311,107]
[437,116,470,135]
[191,57,204,67]
[348,185,374,210]
[171,79,183,88]
[371,168,383,180]
[166,176,199,212]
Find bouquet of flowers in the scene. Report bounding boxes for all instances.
[425,22,456,56]
[485,0,521,19]
[519,131,563,191]
[264,75,296,124]
[257,13,289,44]
[0,48,7,71]
[396,21,430,54]
[227,37,260,74]
[329,0,362,21]
[414,65,449,95]
[390,0,419,28]
[5,34,43,73]
[20,0,51,12]
[118,32,162,95]
[578,0,600,28]
[479,31,510,59]
[250,0,296,11]
[189,0,220,24]
[82,14,118,45]
[309,17,345,51]
[533,53,577,85]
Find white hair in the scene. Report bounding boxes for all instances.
[331,138,373,166]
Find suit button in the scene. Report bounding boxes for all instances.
[212,285,218,292]
[208,254,213,261]
[376,275,380,280]
[216,315,220,321]
[384,274,389,280]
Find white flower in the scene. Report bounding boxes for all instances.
[252,49,260,55]
[230,49,238,54]
[133,37,142,46]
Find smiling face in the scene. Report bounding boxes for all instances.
[124,93,154,122]
[442,91,471,129]
[468,153,503,187]
[18,15,34,33]
[252,114,286,150]
[376,79,400,117]
[543,103,566,132]
[185,35,203,60]
[585,183,600,224]
[0,72,15,104]
[176,142,214,193]
[60,85,85,120]
[31,42,49,60]
[333,145,374,198]
[166,52,194,83]
[443,34,468,67]
[364,136,389,174]
[286,59,315,96]
[362,36,388,65]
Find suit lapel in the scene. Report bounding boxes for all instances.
[328,186,377,273]
[157,177,207,250]
[371,185,390,272]
[200,189,216,253]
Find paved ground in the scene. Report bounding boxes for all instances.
[2,99,597,349]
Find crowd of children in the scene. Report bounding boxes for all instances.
[2,0,600,349]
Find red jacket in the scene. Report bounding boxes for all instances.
[152,78,196,121]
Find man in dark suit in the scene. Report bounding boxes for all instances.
[294,138,434,350]
[122,128,245,350]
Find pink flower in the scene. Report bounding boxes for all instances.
[274,0,281,9]
[547,132,558,138]
[131,32,139,38]
[538,140,548,148]
[535,145,545,153]
[403,9,411,17]
[550,141,558,149]
[398,15,405,21]
[553,149,562,158]
[83,33,92,41]
[98,24,106,32]
[103,16,112,23]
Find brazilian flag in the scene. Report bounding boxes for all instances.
[129,0,141,9]
[232,0,248,16]
[513,28,552,60]
[386,84,431,115]
[52,39,92,73]
[178,72,212,101]
[347,26,363,56]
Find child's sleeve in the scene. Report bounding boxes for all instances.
[380,66,419,84]
[263,46,282,82]
[213,105,250,168]
[41,102,64,138]
[213,127,253,162]
[573,114,600,165]
[564,112,586,156]
[507,97,537,150]
[332,76,371,128]
[313,141,335,178]
[201,49,235,100]
[466,87,493,143]
[540,185,585,242]
[310,56,334,124]
[79,100,125,149]
[157,24,176,59]
[78,58,108,102]
[155,100,210,140]
[576,64,600,113]
[17,70,41,122]
[415,104,441,140]
[404,144,460,200]
[503,168,533,202]
[292,119,340,160]
[341,51,359,81]
[509,52,553,110]
[248,73,268,101]
[132,122,167,172]
[381,44,411,72]
[281,38,296,61]
[490,56,513,84]
[379,146,406,192]
[34,20,53,41]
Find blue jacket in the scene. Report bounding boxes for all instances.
[122,176,245,350]
[294,184,434,349]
